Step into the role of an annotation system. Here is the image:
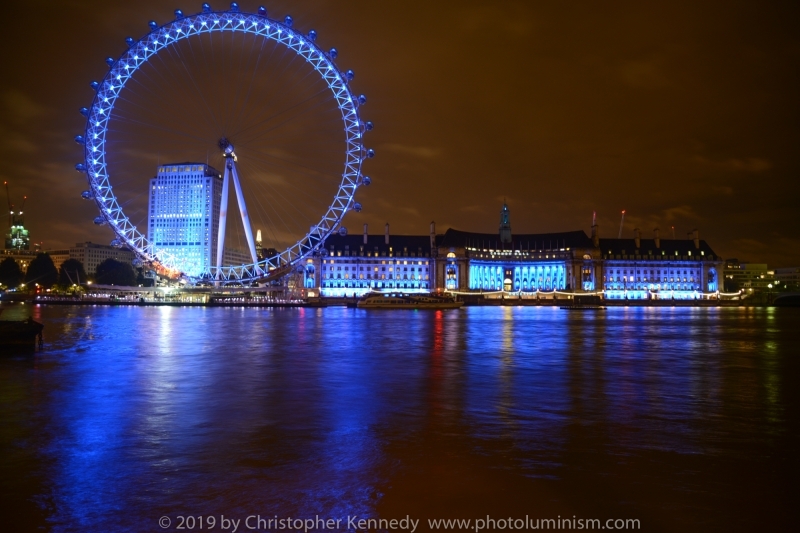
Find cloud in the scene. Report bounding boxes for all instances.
[662,205,700,222]
[3,90,47,124]
[619,60,669,88]
[380,143,442,159]
[694,156,772,173]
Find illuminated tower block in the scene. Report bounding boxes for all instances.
[147,163,223,277]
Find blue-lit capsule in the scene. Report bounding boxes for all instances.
[307,30,317,41]
[284,15,293,27]
[75,163,86,172]
[148,20,158,30]
[81,191,93,200]
[90,81,100,91]
[345,69,355,81]
[93,216,106,226]
[353,202,362,213]
[230,2,239,12]
[338,226,348,236]
[366,148,375,158]
[105,57,115,67]
[362,176,372,186]
[111,239,123,247]
[358,94,367,105]
[174,9,184,19]
[75,135,85,145]
[125,37,135,47]
[258,6,267,16]
[202,3,212,13]
[365,121,374,131]
[79,107,89,117]
[329,48,338,59]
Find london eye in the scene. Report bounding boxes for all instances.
[75,2,374,283]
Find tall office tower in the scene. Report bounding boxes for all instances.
[147,163,222,277]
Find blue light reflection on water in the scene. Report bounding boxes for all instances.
[0,304,797,532]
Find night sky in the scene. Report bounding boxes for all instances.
[1,1,799,266]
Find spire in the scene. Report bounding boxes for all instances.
[499,201,512,244]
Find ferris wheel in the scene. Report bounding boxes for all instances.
[75,2,374,283]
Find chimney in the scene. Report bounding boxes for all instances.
[693,229,700,249]
[429,221,436,252]
[634,228,641,249]
[654,228,660,249]
[385,223,390,245]
[363,223,368,245]
[590,211,599,247]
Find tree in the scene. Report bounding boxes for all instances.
[24,253,58,288]
[58,259,88,286]
[0,257,23,289]
[95,258,136,286]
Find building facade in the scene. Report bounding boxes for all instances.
[307,205,725,300]
[310,224,434,297]
[148,163,223,277]
[69,242,135,275]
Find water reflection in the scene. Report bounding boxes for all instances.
[0,304,797,532]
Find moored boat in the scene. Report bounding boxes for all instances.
[0,317,44,352]
[357,293,464,309]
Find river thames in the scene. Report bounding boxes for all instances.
[1,304,797,532]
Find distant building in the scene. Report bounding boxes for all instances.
[723,260,774,292]
[0,249,38,273]
[69,242,135,275]
[148,163,223,277]
[774,267,800,290]
[4,213,30,250]
[47,249,72,273]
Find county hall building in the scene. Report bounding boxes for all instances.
[306,203,723,300]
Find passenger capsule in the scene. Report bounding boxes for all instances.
[90,81,100,91]
[366,148,375,158]
[358,94,367,105]
[93,216,106,225]
[148,20,158,30]
[258,6,267,16]
[174,9,184,19]
[202,3,212,13]
[230,2,240,12]
[284,15,293,27]
[79,107,89,117]
[365,121,374,131]
[307,30,317,41]
[338,226,348,236]
[345,69,355,81]
[132,258,143,268]
[110,239,123,248]
[81,191,93,200]
[75,163,86,172]
[362,176,372,186]
[353,202,362,213]
[329,48,338,59]
[75,135,85,145]
[105,57,115,67]
[125,37,135,47]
